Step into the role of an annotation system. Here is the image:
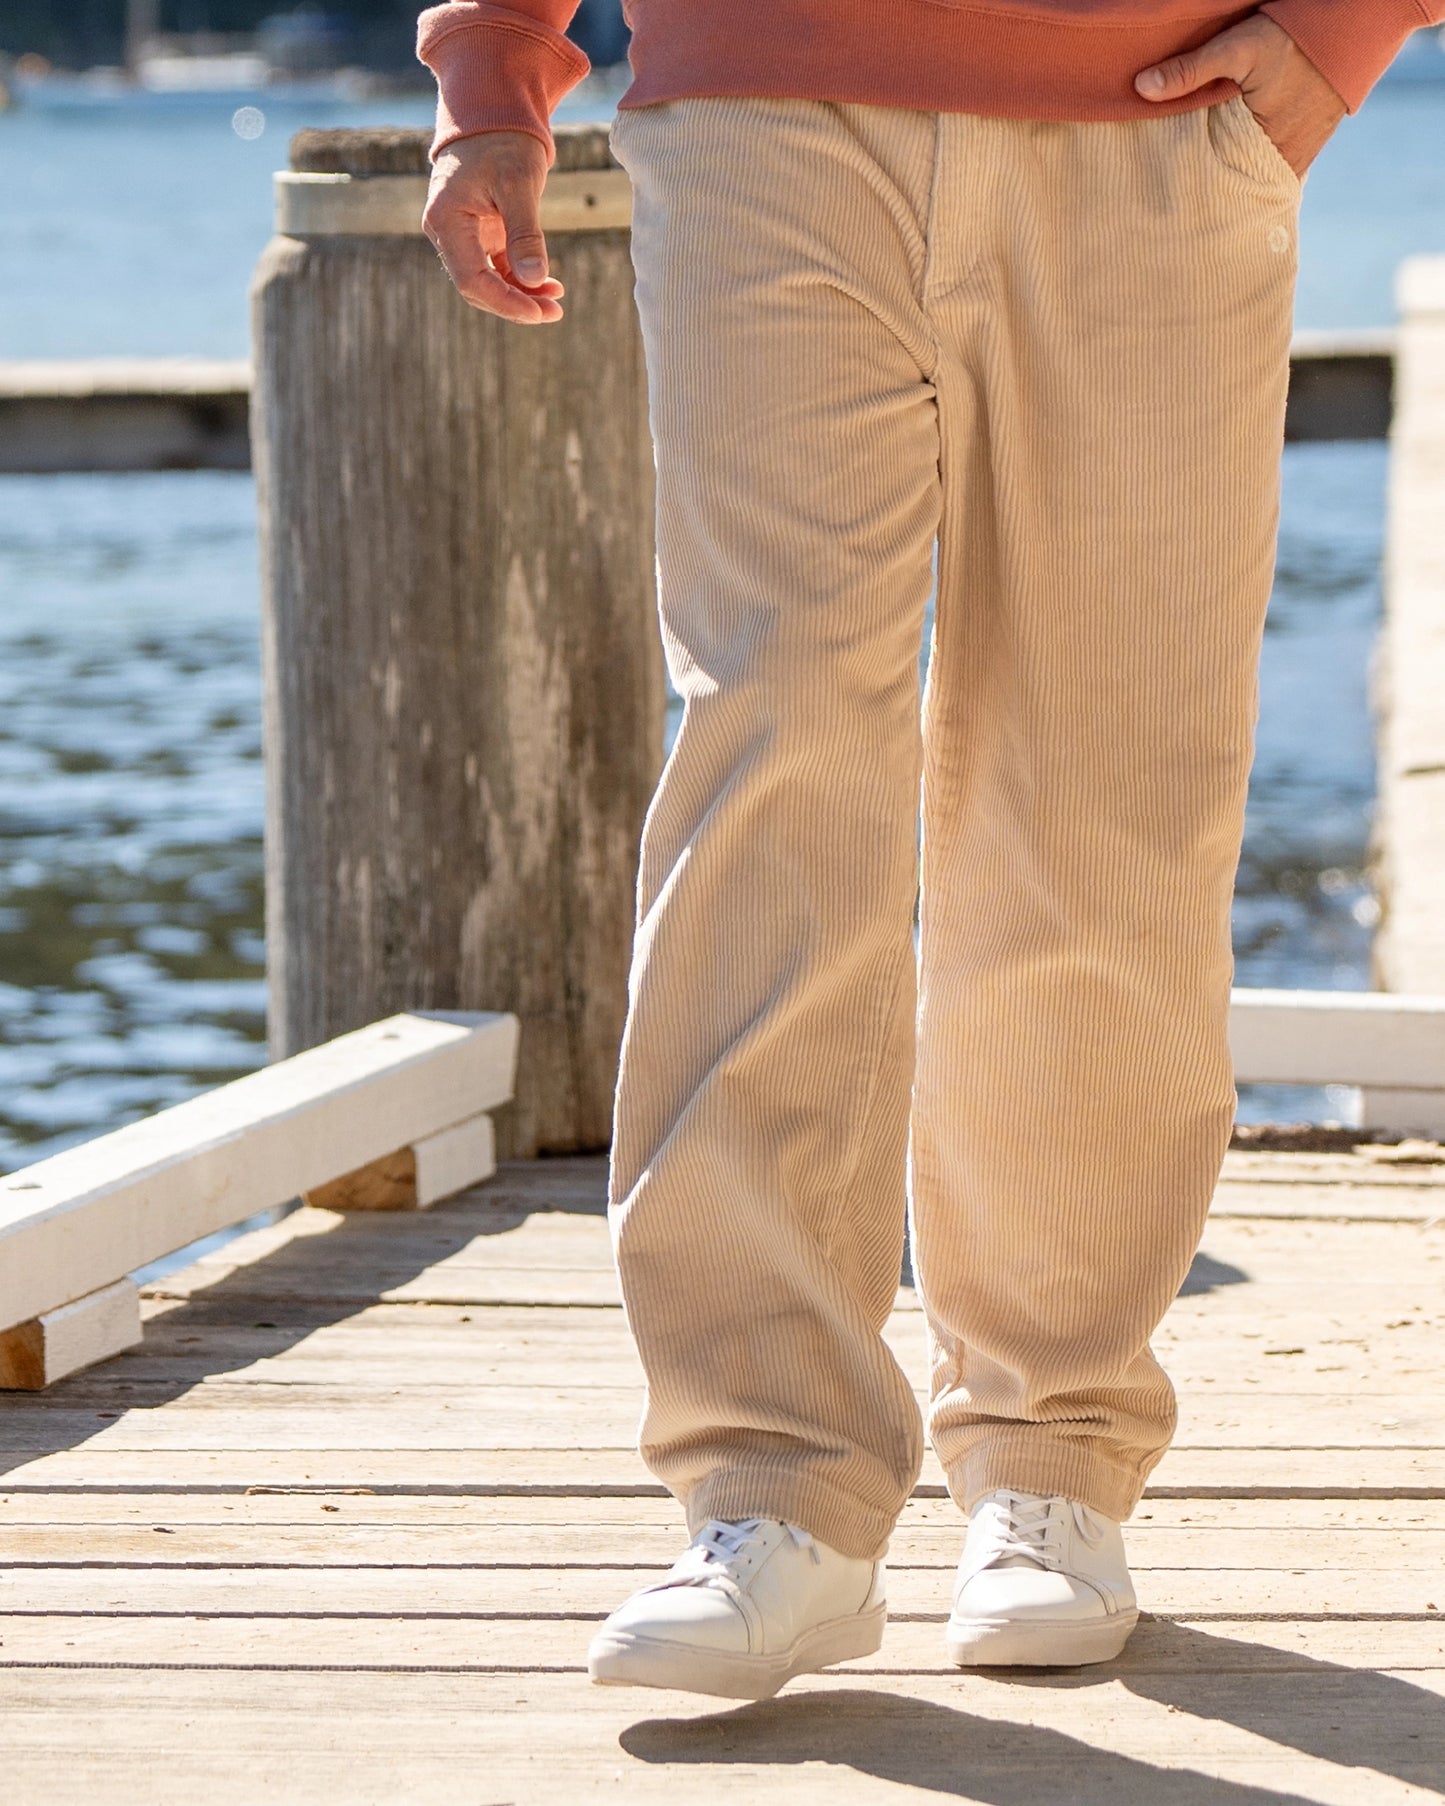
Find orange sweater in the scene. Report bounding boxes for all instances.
[417,1,1444,164]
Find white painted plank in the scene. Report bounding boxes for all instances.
[0,1280,141,1390]
[1229,988,1445,1089]
[0,358,251,398]
[0,1012,518,1334]
[413,1115,496,1207]
[273,168,632,237]
[1374,256,1445,1002]
[1358,1088,1445,1137]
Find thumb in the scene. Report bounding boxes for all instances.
[1135,26,1251,101]
[497,175,549,285]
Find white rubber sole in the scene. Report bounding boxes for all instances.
[588,1600,887,1702]
[945,1606,1139,1669]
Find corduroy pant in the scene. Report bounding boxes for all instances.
[604,92,1300,1561]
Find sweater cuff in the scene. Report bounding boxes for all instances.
[416,3,591,167]
[1259,0,1431,113]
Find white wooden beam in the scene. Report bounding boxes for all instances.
[1362,258,1445,1132]
[303,1113,496,1212]
[0,1279,142,1391]
[1229,988,1445,1090]
[273,167,631,237]
[0,1011,518,1338]
[1374,257,1445,993]
[414,1116,497,1206]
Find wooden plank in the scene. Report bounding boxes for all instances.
[303,1114,495,1212]
[0,1680,1441,1806]
[65,1321,1436,1391]
[1210,1186,1445,1222]
[3,1564,1442,1621]
[1221,1149,1445,1187]
[147,1269,628,1309]
[5,1493,1443,1533]
[1370,256,1445,1137]
[117,1300,1429,1387]
[2,1553,1430,1625]
[0,1672,1440,1806]
[303,1148,417,1211]
[0,1012,519,1336]
[413,1116,496,1206]
[2,1387,1439,1454]
[1285,327,1395,442]
[3,1445,1442,1497]
[134,1214,1445,1309]
[1228,988,1445,1091]
[11,1351,1445,1420]
[0,359,252,399]
[274,167,633,237]
[3,1522,1440,1575]
[0,360,253,476]
[0,1613,1442,1672]
[0,1282,141,1391]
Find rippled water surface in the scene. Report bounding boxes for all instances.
[0,79,1439,1160]
[0,475,264,1166]
[0,442,1386,1161]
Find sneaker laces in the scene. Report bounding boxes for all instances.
[661,1518,820,1593]
[973,1490,1106,1573]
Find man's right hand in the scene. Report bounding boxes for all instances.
[423,130,567,325]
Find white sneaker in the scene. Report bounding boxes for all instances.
[587,1517,886,1700]
[945,1488,1139,1667]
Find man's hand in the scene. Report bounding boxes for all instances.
[1135,12,1345,178]
[423,130,566,325]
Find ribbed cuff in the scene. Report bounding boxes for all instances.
[950,1429,1159,1525]
[684,1464,909,1563]
[416,4,591,166]
[1260,0,1430,113]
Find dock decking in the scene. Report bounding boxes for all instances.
[2,1151,1443,1803]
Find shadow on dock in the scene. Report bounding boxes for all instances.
[622,1632,1444,1803]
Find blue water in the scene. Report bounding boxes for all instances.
[2,73,1442,355]
[0,76,1440,1161]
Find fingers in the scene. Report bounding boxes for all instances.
[424,211,563,325]
[493,171,550,287]
[438,255,564,325]
[422,132,566,325]
[1135,18,1258,100]
[1132,13,1344,176]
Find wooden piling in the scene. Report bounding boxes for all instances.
[250,124,662,1158]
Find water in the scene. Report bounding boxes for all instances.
[0,77,1440,1162]
[0,473,264,1166]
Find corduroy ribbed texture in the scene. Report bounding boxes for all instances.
[416,0,1445,163]
[605,93,1299,1562]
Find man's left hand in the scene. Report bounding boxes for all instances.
[1135,12,1345,178]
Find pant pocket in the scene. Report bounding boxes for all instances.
[1207,94,1302,199]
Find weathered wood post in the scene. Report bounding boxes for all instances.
[250,124,663,1157]
[1368,255,1445,1136]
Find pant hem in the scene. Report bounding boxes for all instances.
[684,1465,907,1562]
[948,1431,1154,1523]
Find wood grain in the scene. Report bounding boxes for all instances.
[251,123,664,1157]
[3,1150,1444,1805]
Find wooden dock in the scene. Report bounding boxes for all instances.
[2,1150,1442,1803]
[0,338,1397,473]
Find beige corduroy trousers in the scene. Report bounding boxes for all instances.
[605,92,1300,1561]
